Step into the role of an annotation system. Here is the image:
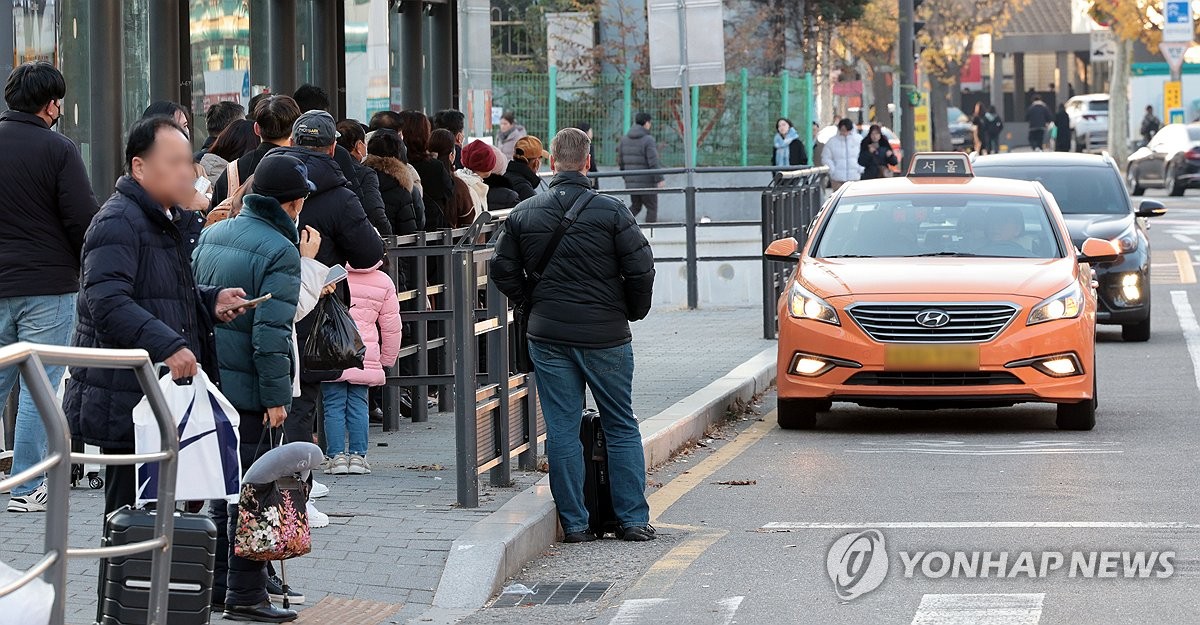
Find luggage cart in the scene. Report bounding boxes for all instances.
[0,343,180,625]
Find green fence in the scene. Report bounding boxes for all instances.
[492,69,814,168]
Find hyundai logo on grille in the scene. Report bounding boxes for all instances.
[915,309,951,328]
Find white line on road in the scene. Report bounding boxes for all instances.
[1171,290,1200,392]
[607,599,667,625]
[761,521,1200,530]
[845,449,1122,455]
[910,593,1044,625]
[716,596,744,625]
[846,440,1121,456]
[1174,233,1197,244]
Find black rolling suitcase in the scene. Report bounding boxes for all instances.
[580,409,621,537]
[97,506,218,625]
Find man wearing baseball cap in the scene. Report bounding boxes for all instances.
[192,152,316,622]
[269,110,385,453]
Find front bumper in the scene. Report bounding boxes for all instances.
[776,295,1095,407]
[1092,249,1150,325]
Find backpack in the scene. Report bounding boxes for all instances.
[205,160,253,228]
[989,116,1004,135]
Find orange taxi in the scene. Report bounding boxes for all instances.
[766,153,1121,431]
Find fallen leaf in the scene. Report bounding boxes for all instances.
[713,479,757,486]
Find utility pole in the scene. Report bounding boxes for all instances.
[898,0,915,169]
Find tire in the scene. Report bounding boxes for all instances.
[1056,380,1097,431]
[815,399,833,412]
[1127,166,1145,196]
[1075,134,1086,153]
[1122,315,1151,342]
[1167,164,1186,196]
[778,398,818,430]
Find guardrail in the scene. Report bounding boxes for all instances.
[761,167,829,339]
[0,343,179,625]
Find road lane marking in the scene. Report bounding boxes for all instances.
[761,521,1200,530]
[607,598,667,625]
[1174,233,1196,244]
[624,529,727,600]
[910,593,1044,625]
[648,410,776,523]
[1178,250,1199,283]
[1171,290,1200,391]
[715,596,744,625]
[846,439,1122,456]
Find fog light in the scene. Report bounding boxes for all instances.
[1039,357,1078,376]
[1121,273,1141,302]
[787,352,861,377]
[793,357,830,376]
[1005,353,1084,378]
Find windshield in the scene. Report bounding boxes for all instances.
[972,165,1128,215]
[1088,100,1109,112]
[948,107,968,124]
[813,194,1062,259]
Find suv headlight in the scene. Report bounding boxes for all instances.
[1111,224,1138,254]
[1028,283,1084,325]
[787,282,840,325]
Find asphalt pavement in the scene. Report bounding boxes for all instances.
[465,188,1200,625]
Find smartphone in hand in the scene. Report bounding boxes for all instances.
[219,293,272,315]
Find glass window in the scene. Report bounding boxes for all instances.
[1088,100,1109,112]
[1186,127,1200,141]
[813,194,1062,259]
[189,0,251,146]
[974,165,1129,215]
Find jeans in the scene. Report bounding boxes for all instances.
[0,293,76,496]
[321,382,369,457]
[210,420,280,607]
[527,340,648,534]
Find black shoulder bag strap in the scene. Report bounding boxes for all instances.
[527,189,597,285]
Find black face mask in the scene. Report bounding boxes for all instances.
[47,101,60,128]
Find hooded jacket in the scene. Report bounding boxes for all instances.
[364,154,422,235]
[0,110,99,298]
[505,159,541,201]
[199,151,230,187]
[617,124,664,186]
[821,131,863,183]
[490,172,655,348]
[64,176,222,448]
[343,155,393,237]
[497,123,527,159]
[191,193,303,414]
[336,262,402,387]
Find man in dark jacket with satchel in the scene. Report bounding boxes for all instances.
[64,116,251,516]
[192,153,312,624]
[0,61,99,513]
[491,128,657,542]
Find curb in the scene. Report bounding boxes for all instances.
[419,346,777,617]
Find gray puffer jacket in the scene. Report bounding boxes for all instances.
[617,124,663,186]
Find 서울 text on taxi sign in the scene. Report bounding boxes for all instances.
[907,152,974,178]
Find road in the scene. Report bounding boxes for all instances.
[459,188,1200,625]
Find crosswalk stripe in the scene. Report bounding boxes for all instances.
[761,521,1200,530]
[910,593,1044,625]
[607,598,668,625]
[715,596,745,625]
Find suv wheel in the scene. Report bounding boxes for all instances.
[1075,133,1086,153]
[778,398,818,430]
[1127,166,1145,195]
[1123,298,1151,341]
[1167,164,1186,196]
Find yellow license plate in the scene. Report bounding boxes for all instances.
[884,344,980,372]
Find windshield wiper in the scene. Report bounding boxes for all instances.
[904,252,981,257]
[822,254,873,258]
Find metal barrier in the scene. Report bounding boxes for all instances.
[760,167,829,339]
[0,343,179,625]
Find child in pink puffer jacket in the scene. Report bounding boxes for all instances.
[322,260,401,476]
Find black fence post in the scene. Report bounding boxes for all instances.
[685,171,699,310]
[452,247,479,508]
[486,275,512,487]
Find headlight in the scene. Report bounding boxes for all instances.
[1028,283,1084,325]
[1110,224,1138,253]
[787,282,840,325]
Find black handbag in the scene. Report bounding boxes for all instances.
[512,190,597,373]
[303,294,366,371]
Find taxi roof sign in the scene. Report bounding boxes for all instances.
[907,152,974,178]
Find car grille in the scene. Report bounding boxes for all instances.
[847,303,1019,343]
[845,372,1022,386]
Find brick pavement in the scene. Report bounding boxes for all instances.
[0,305,771,624]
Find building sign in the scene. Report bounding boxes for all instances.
[913,103,932,152]
[1165,80,1183,113]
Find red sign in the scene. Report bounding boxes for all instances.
[832,80,863,97]
[960,55,982,84]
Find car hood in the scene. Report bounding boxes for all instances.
[799,257,1075,298]
[1061,213,1132,246]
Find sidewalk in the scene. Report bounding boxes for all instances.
[0,305,773,625]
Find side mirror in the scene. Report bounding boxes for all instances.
[764,237,801,263]
[1136,199,1166,218]
[1078,237,1121,265]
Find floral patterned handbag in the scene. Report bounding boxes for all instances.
[233,430,312,561]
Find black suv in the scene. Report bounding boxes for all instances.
[972,152,1165,341]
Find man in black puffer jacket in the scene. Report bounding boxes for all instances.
[491,128,656,543]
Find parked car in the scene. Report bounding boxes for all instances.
[1126,123,1200,196]
[974,152,1165,342]
[947,106,973,150]
[1065,94,1109,152]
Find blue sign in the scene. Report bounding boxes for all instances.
[1170,108,1186,125]
[1167,1,1190,24]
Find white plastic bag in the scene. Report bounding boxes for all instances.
[134,370,242,505]
[0,559,54,625]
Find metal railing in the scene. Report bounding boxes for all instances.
[761,167,829,339]
[0,343,179,625]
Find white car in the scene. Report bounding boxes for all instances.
[1066,94,1109,152]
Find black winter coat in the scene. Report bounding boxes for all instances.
[617,124,664,186]
[412,157,456,231]
[505,159,540,201]
[348,159,394,237]
[857,136,898,180]
[490,172,655,348]
[483,174,521,211]
[364,154,422,235]
[0,111,99,298]
[65,177,222,448]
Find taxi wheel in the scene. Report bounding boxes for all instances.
[1055,382,1097,431]
[778,399,818,430]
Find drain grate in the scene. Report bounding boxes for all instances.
[490,581,613,608]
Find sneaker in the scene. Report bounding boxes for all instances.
[7,482,47,513]
[306,501,329,528]
[266,574,304,605]
[326,454,349,476]
[347,454,371,475]
[309,479,329,499]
